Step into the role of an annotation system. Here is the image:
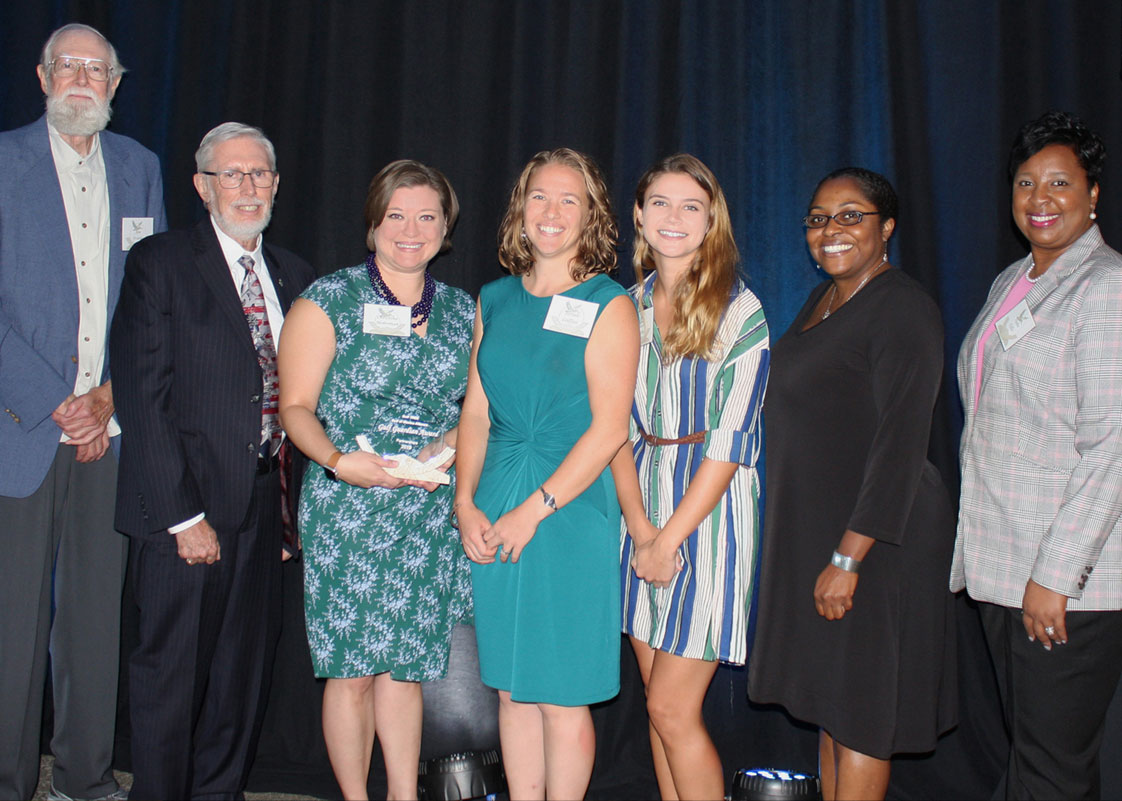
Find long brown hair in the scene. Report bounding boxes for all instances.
[633,154,738,360]
[498,148,618,280]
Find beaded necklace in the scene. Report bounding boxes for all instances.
[365,253,435,328]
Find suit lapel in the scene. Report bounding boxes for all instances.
[977,230,1098,398]
[963,259,1024,419]
[262,242,297,312]
[1022,225,1102,313]
[965,227,1104,422]
[191,220,256,351]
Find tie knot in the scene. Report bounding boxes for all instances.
[238,254,255,273]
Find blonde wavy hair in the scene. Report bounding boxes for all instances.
[498,148,618,279]
[633,154,739,361]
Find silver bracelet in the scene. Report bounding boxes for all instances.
[831,550,862,573]
[539,486,558,511]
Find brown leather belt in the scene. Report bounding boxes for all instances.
[639,430,706,446]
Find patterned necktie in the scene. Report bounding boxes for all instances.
[238,254,281,455]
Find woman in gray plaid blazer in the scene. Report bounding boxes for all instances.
[953,111,1122,800]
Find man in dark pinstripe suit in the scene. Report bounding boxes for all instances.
[110,123,314,800]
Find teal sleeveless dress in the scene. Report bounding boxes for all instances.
[471,273,627,705]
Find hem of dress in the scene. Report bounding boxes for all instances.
[621,627,746,666]
[313,663,449,682]
[481,675,620,707]
[747,682,948,760]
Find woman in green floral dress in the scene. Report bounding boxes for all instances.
[278,161,473,799]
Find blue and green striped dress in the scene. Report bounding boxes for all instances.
[620,274,770,665]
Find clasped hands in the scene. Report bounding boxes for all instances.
[628,519,681,588]
[458,501,541,565]
[53,382,114,462]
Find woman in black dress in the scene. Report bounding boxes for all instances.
[748,168,957,800]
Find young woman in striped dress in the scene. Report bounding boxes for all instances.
[612,154,770,800]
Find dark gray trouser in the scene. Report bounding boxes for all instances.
[980,601,1122,801]
[0,443,126,800]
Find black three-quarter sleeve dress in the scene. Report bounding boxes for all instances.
[747,268,958,759]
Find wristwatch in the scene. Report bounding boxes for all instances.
[323,451,343,482]
[539,486,558,511]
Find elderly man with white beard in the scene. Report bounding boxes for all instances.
[0,22,166,801]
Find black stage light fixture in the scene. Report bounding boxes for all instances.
[730,767,821,801]
[418,749,506,801]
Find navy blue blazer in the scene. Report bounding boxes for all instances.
[0,115,166,498]
[111,219,314,539]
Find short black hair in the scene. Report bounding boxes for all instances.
[810,167,898,223]
[1008,110,1106,185]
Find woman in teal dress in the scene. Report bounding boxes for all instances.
[278,160,473,799]
[453,148,639,799]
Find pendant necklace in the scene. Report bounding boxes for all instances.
[821,253,887,321]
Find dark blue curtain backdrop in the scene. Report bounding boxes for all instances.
[4,2,1121,798]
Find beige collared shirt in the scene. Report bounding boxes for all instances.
[48,123,120,439]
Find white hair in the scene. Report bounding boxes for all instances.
[195,122,277,172]
[40,23,125,77]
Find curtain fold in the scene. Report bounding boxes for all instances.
[3,2,1119,797]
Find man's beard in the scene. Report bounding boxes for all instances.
[45,87,112,136]
[213,198,274,245]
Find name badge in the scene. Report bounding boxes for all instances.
[995,299,1035,350]
[640,307,655,345]
[363,303,411,337]
[122,217,154,250]
[543,295,599,338]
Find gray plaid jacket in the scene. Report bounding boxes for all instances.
[952,225,1122,610]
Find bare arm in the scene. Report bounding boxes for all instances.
[631,458,739,586]
[630,290,769,586]
[484,294,639,562]
[610,443,655,544]
[453,300,495,563]
[277,298,405,489]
